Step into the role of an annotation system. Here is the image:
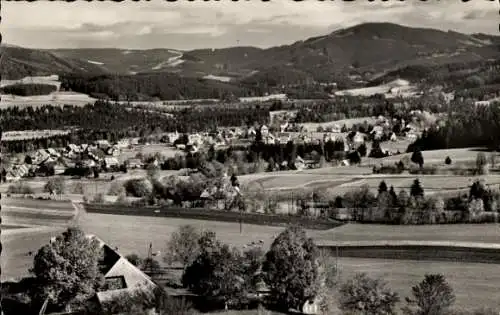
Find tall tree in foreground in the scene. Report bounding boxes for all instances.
[164,225,201,270]
[402,274,455,315]
[182,231,247,308]
[262,226,321,312]
[30,227,104,312]
[338,273,400,315]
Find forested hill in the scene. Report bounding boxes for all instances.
[2,22,499,100]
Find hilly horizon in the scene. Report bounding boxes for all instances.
[2,22,499,84]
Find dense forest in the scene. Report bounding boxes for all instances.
[60,73,255,101]
[374,59,500,91]
[407,101,500,152]
[0,84,57,96]
[292,94,446,124]
[0,101,270,153]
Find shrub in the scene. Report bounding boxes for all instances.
[44,177,65,195]
[402,274,455,315]
[125,254,143,267]
[409,165,437,175]
[7,182,34,195]
[445,156,452,165]
[72,182,85,195]
[124,178,153,197]
[108,183,126,196]
[339,273,399,315]
[92,193,105,204]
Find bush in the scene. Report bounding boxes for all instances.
[72,182,85,195]
[338,273,399,315]
[7,182,34,195]
[402,274,455,315]
[92,193,105,204]
[124,178,153,197]
[44,177,65,195]
[408,165,437,175]
[108,183,126,196]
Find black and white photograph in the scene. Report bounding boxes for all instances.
[1,1,500,314]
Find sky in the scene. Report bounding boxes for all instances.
[2,0,498,50]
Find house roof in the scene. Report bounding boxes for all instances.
[104,157,119,165]
[86,235,157,306]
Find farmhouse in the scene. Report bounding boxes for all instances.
[40,235,158,315]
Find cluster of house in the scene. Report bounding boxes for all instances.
[163,114,421,158]
[2,139,141,182]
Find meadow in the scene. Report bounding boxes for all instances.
[1,198,77,281]
[0,92,96,109]
[372,147,494,166]
[77,213,500,311]
[5,199,500,310]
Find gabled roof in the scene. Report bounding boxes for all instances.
[85,235,158,306]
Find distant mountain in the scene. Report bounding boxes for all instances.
[2,22,499,83]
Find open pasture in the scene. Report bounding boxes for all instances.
[241,170,500,197]
[337,175,500,191]
[1,129,71,141]
[0,92,96,109]
[314,223,500,245]
[245,174,352,190]
[2,198,76,227]
[1,198,77,281]
[336,257,500,311]
[373,147,494,166]
[6,205,500,310]
[0,169,179,197]
[77,213,500,311]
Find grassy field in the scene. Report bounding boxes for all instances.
[0,169,179,197]
[2,198,77,281]
[240,169,500,197]
[336,257,500,311]
[78,212,500,311]
[0,92,96,109]
[314,223,500,244]
[372,148,495,166]
[5,199,500,310]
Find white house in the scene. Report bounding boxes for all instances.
[260,125,269,137]
[104,157,120,168]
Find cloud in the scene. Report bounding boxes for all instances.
[1,0,498,50]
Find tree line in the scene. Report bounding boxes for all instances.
[407,102,500,152]
[0,83,57,96]
[60,72,257,101]
[0,101,269,153]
